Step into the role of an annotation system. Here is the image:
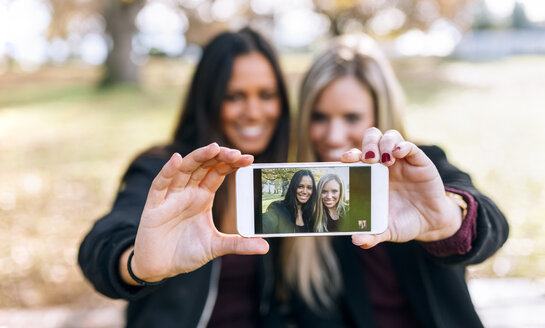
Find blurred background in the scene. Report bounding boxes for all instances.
[1,0,545,327]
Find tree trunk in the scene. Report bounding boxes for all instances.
[100,0,144,87]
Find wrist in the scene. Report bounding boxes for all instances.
[416,192,464,242]
[127,250,165,286]
[119,247,165,286]
[441,192,465,238]
[418,189,477,257]
[446,191,468,220]
[119,247,140,286]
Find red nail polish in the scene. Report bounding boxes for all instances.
[381,153,391,163]
[364,151,375,159]
[394,146,401,152]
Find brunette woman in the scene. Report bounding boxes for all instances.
[263,169,317,233]
[78,28,290,328]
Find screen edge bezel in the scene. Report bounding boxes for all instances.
[238,162,389,237]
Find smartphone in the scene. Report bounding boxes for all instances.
[236,162,388,237]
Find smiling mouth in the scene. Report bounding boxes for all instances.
[238,126,266,138]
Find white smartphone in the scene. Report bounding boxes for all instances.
[236,162,388,237]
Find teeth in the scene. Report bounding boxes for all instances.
[239,126,265,138]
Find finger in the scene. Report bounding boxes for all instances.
[351,230,391,249]
[187,148,243,188]
[171,143,221,189]
[213,235,270,257]
[216,147,244,163]
[147,153,182,208]
[378,129,404,167]
[170,157,218,190]
[341,148,362,163]
[200,155,253,193]
[391,141,432,167]
[361,127,382,164]
[179,143,221,175]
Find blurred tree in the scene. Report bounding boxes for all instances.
[47,0,144,86]
[472,1,495,30]
[262,168,299,196]
[511,1,532,29]
[183,8,230,46]
[101,0,145,86]
[313,0,479,36]
[43,0,484,87]
[47,0,102,39]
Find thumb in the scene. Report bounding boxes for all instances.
[352,232,389,249]
[214,234,270,257]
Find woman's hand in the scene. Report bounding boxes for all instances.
[341,128,463,249]
[121,143,269,285]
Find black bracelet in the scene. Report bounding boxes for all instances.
[127,250,164,286]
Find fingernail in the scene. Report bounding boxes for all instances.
[381,153,391,163]
[352,235,363,246]
[171,153,182,161]
[364,151,375,159]
[393,146,401,152]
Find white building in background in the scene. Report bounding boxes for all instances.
[453,29,545,60]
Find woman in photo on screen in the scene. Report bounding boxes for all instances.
[314,173,347,233]
[263,169,317,233]
[280,34,509,327]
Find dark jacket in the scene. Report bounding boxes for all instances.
[286,146,509,327]
[78,154,284,327]
[78,145,508,328]
[262,201,296,233]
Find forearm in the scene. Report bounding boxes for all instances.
[78,221,144,299]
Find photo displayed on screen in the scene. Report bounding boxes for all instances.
[253,166,371,234]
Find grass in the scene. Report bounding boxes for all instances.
[397,56,545,280]
[1,55,544,307]
[0,64,183,307]
[262,194,284,213]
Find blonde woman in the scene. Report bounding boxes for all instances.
[281,34,508,327]
[314,174,347,232]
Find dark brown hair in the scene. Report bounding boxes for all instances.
[140,27,290,227]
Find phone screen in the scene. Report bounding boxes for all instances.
[253,166,371,234]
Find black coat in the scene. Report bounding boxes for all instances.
[78,145,508,327]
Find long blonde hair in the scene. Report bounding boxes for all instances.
[282,34,406,312]
[298,33,406,160]
[314,174,348,233]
